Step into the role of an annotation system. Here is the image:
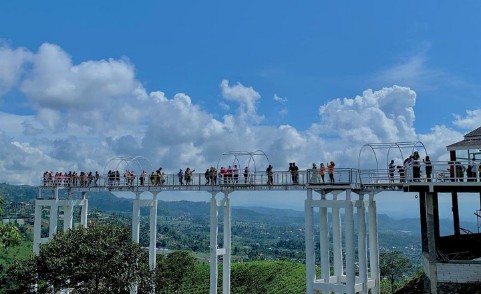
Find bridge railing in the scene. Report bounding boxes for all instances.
[40,168,363,188]
[41,161,480,189]
[359,160,481,185]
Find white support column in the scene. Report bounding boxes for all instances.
[49,197,59,239]
[319,191,330,284]
[305,189,315,294]
[149,193,158,270]
[33,200,42,254]
[63,200,74,232]
[357,196,367,294]
[345,201,355,293]
[80,192,88,228]
[222,193,231,294]
[426,192,438,293]
[209,193,218,294]
[332,192,343,280]
[132,192,141,243]
[368,192,380,294]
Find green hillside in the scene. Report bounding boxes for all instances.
[180,260,306,294]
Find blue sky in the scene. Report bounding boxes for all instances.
[1,1,481,219]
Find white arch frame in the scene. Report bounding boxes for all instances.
[358,141,428,171]
[102,156,154,176]
[216,150,270,175]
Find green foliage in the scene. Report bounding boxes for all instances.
[5,223,154,293]
[380,250,413,294]
[231,261,306,294]
[0,184,37,202]
[0,197,22,251]
[155,251,196,293]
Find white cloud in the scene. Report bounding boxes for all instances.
[0,42,474,186]
[220,79,260,116]
[453,109,481,130]
[21,43,140,110]
[0,42,32,96]
[317,85,417,143]
[273,93,287,103]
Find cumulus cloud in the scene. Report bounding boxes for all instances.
[316,85,417,143]
[453,109,481,130]
[21,43,141,110]
[220,79,260,116]
[0,42,474,185]
[0,42,32,96]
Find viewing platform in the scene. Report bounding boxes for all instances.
[38,160,481,197]
[34,135,481,294]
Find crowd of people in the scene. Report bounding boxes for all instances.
[42,160,338,187]
[42,171,100,187]
[42,155,481,188]
[387,151,481,183]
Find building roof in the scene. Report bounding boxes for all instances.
[446,126,481,151]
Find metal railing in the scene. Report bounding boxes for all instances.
[40,161,481,190]
[40,168,361,188]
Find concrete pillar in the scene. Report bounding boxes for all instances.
[319,192,329,284]
[63,200,74,232]
[368,193,380,294]
[345,201,355,293]
[332,192,344,279]
[132,193,141,243]
[210,193,218,294]
[419,192,428,253]
[149,193,158,269]
[426,192,438,293]
[49,199,58,239]
[357,196,367,294]
[452,192,460,235]
[80,192,88,228]
[305,189,315,293]
[33,201,42,254]
[223,193,231,294]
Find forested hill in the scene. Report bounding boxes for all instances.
[1,183,477,234]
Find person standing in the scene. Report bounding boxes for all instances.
[319,163,326,184]
[288,163,295,184]
[140,170,146,186]
[94,171,100,186]
[266,164,273,185]
[244,166,249,183]
[412,151,421,181]
[178,169,184,185]
[423,156,432,182]
[328,161,335,184]
[388,160,395,183]
[233,165,239,183]
[293,162,299,184]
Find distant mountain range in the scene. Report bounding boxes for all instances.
[1,183,478,235]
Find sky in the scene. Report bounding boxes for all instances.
[1,1,481,220]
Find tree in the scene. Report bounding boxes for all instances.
[380,250,412,294]
[6,223,154,293]
[0,197,21,250]
[155,251,196,294]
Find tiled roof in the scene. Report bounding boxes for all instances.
[446,126,481,151]
[465,126,481,138]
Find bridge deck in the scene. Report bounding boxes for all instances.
[38,166,481,197]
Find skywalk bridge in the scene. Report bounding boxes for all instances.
[34,143,481,294]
